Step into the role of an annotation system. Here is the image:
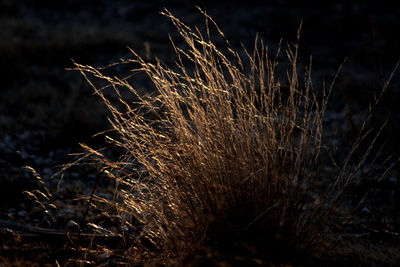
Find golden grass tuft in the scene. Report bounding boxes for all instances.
[72,8,396,265]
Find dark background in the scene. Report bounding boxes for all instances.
[1,0,400,142]
[0,0,399,223]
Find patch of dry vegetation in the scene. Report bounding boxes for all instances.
[70,9,399,265]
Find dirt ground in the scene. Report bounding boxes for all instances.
[0,1,399,265]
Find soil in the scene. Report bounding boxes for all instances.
[0,1,399,266]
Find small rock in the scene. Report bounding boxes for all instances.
[4,135,12,144]
[361,207,371,214]
[65,220,80,232]
[34,156,45,165]
[18,150,29,160]
[42,167,52,178]
[332,139,341,147]
[17,210,27,217]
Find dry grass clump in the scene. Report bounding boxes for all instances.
[73,9,380,265]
